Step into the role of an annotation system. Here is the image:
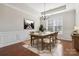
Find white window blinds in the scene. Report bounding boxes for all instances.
[48,15,63,33]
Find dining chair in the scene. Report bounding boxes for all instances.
[30,31,40,49]
[43,32,58,52]
[53,32,58,45]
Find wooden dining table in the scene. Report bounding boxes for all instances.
[30,31,55,50]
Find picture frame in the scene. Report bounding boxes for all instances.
[24,19,34,29]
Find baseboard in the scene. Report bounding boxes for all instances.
[0,39,26,48]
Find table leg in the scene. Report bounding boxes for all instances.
[31,36,32,46]
[41,38,43,50]
[37,38,39,49]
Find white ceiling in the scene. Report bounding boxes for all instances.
[25,3,65,12]
[7,3,65,13]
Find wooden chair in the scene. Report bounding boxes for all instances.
[30,31,36,46]
[43,32,58,52]
[53,32,58,45]
[30,31,40,49]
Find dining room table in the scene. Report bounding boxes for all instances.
[30,31,55,50]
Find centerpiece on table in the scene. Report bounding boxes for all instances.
[39,24,45,32]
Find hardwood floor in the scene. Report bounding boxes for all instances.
[62,40,79,56]
[0,40,79,56]
[0,42,39,56]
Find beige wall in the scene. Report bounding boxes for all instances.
[0,4,41,47]
[0,4,40,32]
[62,10,75,40]
[66,3,79,27]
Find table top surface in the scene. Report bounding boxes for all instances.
[30,31,55,36]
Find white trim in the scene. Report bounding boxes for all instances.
[3,4,38,18]
[46,9,75,17]
[0,39,26,48]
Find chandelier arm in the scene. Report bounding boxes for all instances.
[44,3,46,20]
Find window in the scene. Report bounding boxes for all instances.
[48,15,63,34]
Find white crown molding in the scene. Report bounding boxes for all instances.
[3,4,30,15]
[46,9,75,17]
[3,4,39,18]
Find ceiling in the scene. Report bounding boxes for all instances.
[7,3,65,13]
[25,3,65,12]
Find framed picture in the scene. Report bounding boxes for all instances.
[24,19,34,29]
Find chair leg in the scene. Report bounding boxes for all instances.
[54,40,56,46]
[52,39,54,47]
[49,44,51,52]
[32,40,34,45]
[37,39,39,49]
[31,36,32,46]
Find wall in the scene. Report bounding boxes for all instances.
[62,10,75,40]
[0,4,40,32]
[66,3,79,27]
[74,4,79,27]
[0,4,40,48]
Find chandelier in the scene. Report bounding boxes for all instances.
[41,3,46,20]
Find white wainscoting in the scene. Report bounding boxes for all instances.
[0,30,32,48]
